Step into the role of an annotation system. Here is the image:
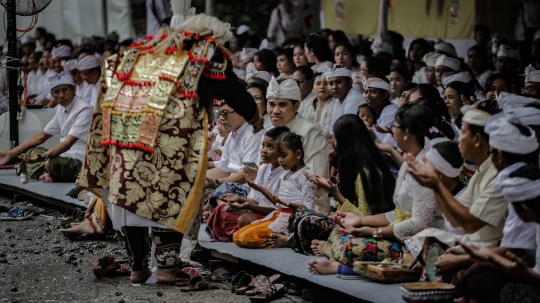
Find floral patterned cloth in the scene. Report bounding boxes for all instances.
[321,227,404,265]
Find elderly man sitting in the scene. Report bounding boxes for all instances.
[0,71,93,183]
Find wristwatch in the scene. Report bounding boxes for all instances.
[372,227,382,239]
[214,179,221,188]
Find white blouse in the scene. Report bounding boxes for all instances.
[276,166,316,210]
[384,150,444,239]
[247,163,285,208]
[304,98,335,137]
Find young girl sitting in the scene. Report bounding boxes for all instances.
[358,104,378,142]
[206,126,289,242]
[233,132,316,248]
[207,120,231,161]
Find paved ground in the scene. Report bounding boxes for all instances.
[0,197,305,303]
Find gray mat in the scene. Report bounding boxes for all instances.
[198,224,404,303]
[0,169,86,208]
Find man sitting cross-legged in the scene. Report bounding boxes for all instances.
[0,71,92,183]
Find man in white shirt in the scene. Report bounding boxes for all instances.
[325,64,365,134]
[77,55,102,108]
[523,64,540,99]
[0,71,93,183]
[363,76,398,141]
[206,103,265,187]
[265,77,330,214]
[64,59,91,104]
[435,55,460,91]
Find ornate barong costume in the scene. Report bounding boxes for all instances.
[77,11,258,276]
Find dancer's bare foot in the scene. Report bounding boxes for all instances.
[39,173,54,183]
[60,219,94,237]
[307,259,339,275]
[270,233,288,248]
[310,239,327,256]
[131,267,152,283]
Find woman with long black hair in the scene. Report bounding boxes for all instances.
[304,33,334,73]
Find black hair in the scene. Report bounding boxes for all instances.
[120,39,134,47]
[333,114,395,212]
[389,65,411,82]
[474,24,491,35]
[410,83,442,100]
[246,82,267,113]
[36,27,47,36]
[468,44,489,61]
[276,132,305,164]
[45,33,56,44]
[31,51,43,64]
[357,103,377,117]
[446,81,473,101]
[329,30,348,45]
[395,104,442,148]
[305,34,334,63]
[276,48,294,64]
[509,165,540,214]
[334,41,359,69]
[433,141,464,169]
[412,98,455,140]
[465,104,500,141]
[400,82,418,95]
[78,48,95,56]
[494,122,539,165]
[254,49,278,74]
[407,38,432,60]
[320,28,333,39]
[264,126,290,141]
[363,56,391,77]
[56,39,73,50]
[483,72,510,95]
[292,65,315,82]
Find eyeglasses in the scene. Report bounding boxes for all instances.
[51,87,72,97]
[522,86,538,95]
[217,110,236,119]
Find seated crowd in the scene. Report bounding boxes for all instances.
[2,19,540,302]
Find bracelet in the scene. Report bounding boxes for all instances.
[372,227,383,239]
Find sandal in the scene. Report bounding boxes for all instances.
[245,274,282,296]
[206,267,233,282]
[250,283,285,302]
[230,271,247,293]
[235,274,254,295]
[182,267,204,278]
[0,207,33,221]
[158,270,191,287]
[93,262,131,278]
[179,276,220,292]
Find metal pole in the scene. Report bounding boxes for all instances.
[205,0,213,16]
[6,0,19,148]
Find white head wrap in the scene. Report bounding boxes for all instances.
[77,55,101,71]
[496,45,520,61]
[524,64,540,83]
[321,64,352,81]
[240,48,258,61]
[266,77,301,101]
[371,39,393,55]
[48,71,75,91]
[435,55,460,71]
[442,71,472,87]
[63,59,79,72]
[506,107,540,126]
[236,25,250,35]
[362,77,391,92]
[500,175,540,203]
[21,36,36,45]
[245,62,272,83]
[485,114,539,154]
[422,52,442,68]
[259,39,278,51]
[434,39,457,58]
[461,104,492,126]
[52,45,72,59]
[76,36,92,46]
[497,92,540,112]
[424,137,462,178]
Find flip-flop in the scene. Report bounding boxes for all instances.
[179,276,220,292]
[0,207,33,221]
[158,270,191,287]
[249,283,285,302]
[206,267,233,282]
[235,274,254,295]
[245,274,282,296]
[230,271,247,293]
